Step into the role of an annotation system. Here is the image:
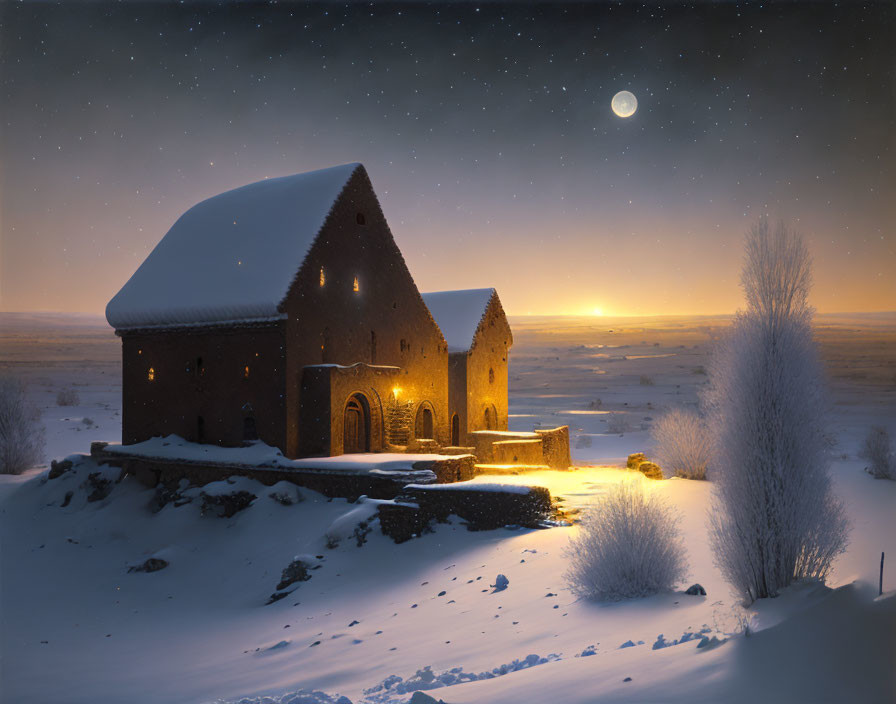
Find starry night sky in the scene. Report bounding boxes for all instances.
[1,2,893,316]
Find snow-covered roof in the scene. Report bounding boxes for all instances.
[106,163,362,330]
[421,288,496,353]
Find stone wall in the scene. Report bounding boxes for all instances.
[535,426,572,469]
[492,439,544,465]
[395,484,551,532]
[282,166,450,456]
[120,324,286,450]
[463,293,513,442]
[469,427,571,469]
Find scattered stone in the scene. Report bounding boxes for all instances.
[276,557,315,591]
[491,574,509,592]
[626,452,647,469]
[200,490,256,518]
[409,692,447,704]
[128,557,169,574]
[697,635,727,650]
[637,461,663,480]
[148,484,193,513]
[623,677,633,682]
[268,484,303,505]
[48,459,73,480]
[685,583,706,596]
[437,591,446,597]
[348,620,359,627]
[85,472,114,502]
[60,491,73,508]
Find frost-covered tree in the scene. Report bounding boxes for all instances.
[651,408,711,479]
[704,219,849,603]
[565,481,687,600]
[0,374,45,475]
[859,426,894,480]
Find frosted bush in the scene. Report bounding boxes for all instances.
[0,374,45,474]
[705,220,849,603]
[564,482,687,600]
[56,387,80,406]
[651,408,710,479]
[859,426,894,480]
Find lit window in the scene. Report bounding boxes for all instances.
[353,276,359,293]
[319,267,325,286]
[148,367,155,382]
[244,365,250,379]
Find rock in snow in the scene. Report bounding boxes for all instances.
[491,574,509,592]
[128,557,169,574]
[686,583,707,596]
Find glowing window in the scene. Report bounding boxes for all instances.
[319,267,325,287]
[244,365,250,379]
[148,367,155,382]
[353,276,359,293]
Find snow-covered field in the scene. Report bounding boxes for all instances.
[1,312,894,704]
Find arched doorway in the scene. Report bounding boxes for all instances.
[415,403,434,439]
[343,393,370,454]
[451,413,460,446]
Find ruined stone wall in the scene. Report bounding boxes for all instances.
[283,167,449,456]
[120,324,286,449]
[535,426,572,469]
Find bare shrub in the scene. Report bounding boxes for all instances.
[56,388,80,406]
[859,426,894,480]
[565,481,687,600]
[605,412,630,435]
[0,375,45,474]
[704,220,849,604]
[651,408,711,479]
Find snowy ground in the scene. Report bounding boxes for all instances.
[1,312,894,703]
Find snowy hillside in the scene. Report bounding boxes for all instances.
[1,313,894,703]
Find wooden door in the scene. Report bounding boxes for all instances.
[344,396,368,454]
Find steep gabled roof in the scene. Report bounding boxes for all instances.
[421,288,497,353]
[106,163,362,330]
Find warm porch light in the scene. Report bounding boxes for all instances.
[147,367,155,381]
[392,387,401,399]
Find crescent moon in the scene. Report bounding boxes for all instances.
[611,91,638,118]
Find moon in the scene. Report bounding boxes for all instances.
[611,90,638,118]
